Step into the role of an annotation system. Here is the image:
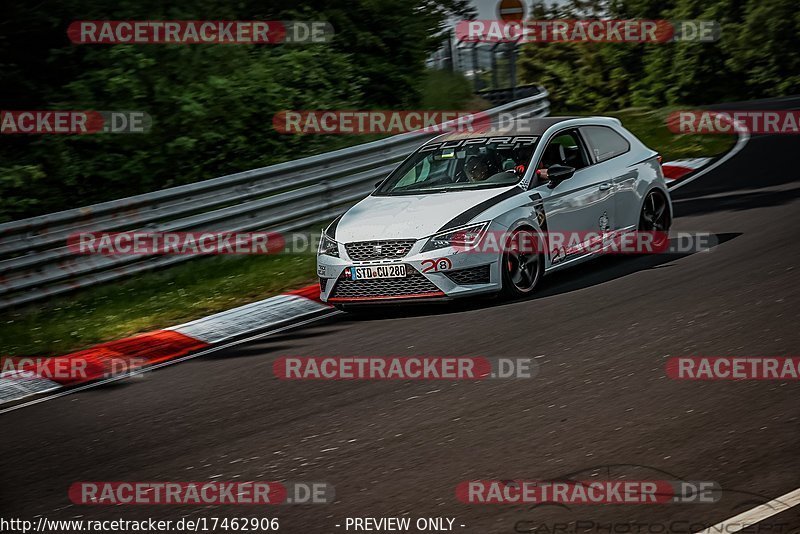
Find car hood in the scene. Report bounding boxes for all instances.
[333,187,515,242]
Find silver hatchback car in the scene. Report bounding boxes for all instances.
[316,117,672,307]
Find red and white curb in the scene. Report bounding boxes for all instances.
[0,371,62,403]
[662,115,751,188]
[663,158,714,183]
[167,285,327,344]
[667,120,751,192]
[0,284,329,406]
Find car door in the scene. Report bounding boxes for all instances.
[580,125,637,231]
[531,128,615,265]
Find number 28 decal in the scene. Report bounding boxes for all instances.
[421,257,453,273]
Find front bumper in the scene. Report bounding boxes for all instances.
[317,238,503,304]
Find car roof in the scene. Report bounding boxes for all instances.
[426,115,620,144]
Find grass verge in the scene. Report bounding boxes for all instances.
[0,253,317,357]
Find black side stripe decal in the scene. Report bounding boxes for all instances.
[436,187,522,233]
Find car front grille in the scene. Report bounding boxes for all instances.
[444,265,491,285]
[344,240,416,262]
[329,267,442,300]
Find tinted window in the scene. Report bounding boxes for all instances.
[582,126,630,163]
[539,131,590,170]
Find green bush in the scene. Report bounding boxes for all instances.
[518,0,800,111]
[419,70,475,110]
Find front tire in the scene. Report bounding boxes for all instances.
[501,228,544,298]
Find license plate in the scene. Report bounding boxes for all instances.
[351,264,407,280]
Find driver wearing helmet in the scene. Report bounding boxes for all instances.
[464,153,499,182]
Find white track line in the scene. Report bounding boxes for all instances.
[694,487,800,533]
[0,310,341,416]
[670,118,750,192]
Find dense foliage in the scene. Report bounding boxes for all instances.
[3,0,794,221]
[0,0,473,221]
[518,0,800,110]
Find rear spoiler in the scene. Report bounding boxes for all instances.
[586,116,623,126]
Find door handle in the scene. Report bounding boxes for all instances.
[599,182,612,191]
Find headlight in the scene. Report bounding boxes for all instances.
[318,231,339,257]
[421,221,490,252]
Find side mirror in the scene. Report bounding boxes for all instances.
[547,164,575,182]
[535,164,576,188]
[374,180,383,188]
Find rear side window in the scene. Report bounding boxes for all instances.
[581,126,630,163]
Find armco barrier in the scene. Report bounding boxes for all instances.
[0,91,550,310]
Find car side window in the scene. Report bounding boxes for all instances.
[581,126,630,163]
[538,131,590,171]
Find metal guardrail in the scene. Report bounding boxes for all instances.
[0,91,550,310]
[478,84,541,106]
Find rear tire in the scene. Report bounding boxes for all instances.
[501,228,544,298]
[639,189,671,249]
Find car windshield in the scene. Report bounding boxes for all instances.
[374,135,539,195]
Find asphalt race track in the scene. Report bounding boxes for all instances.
[2,100,799,533]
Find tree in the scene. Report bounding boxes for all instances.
[0,0,474,221]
